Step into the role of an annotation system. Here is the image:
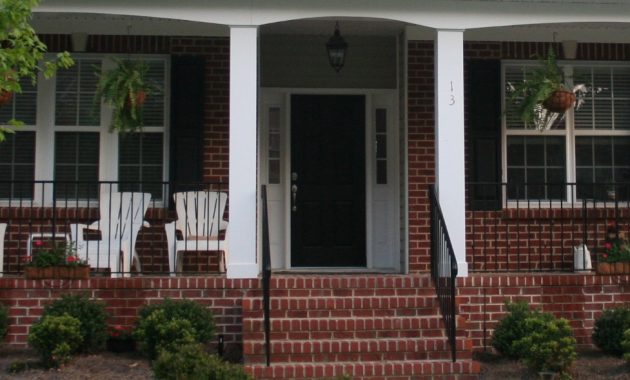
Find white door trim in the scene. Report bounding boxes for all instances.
[260,87,400,271]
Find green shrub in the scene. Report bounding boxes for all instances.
[42,294,108,353]
[622,328,630,362]
[134,299,215,359]
[28,314,83,368]
[512,314,577,375]
[0,303,8,341]
[592,306,630,356]
[492,300,550,359]
[153,343,252,380]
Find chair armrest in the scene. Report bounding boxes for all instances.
[69,223,90,244]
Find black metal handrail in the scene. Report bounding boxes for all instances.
[260,185,272,367]
[429,185,458,363]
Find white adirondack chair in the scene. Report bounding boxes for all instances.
[165,191,228,275]
[70,192,151,278]
[0,223,6,277]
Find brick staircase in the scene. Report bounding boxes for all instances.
[243,274,480,380]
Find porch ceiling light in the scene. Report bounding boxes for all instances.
[326,22,348,73]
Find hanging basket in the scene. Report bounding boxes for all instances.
[0,91,13,106]
[542,89,575,113]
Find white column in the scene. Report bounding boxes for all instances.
[434,29,468,277]
[227,26,259,279]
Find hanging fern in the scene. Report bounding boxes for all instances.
[95,59,160,133]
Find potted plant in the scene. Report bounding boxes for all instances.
[95,58,160,133]
[106,325,135,353]
[22,240,89,279]
[507,48,580,131]
[598,223,630,274]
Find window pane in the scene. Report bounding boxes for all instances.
[507,137,524,166]
[526,138,544,166]
[546,138,565,166]
[119,132,164,199]
[614,138,630,166]
[0,78,37,125]
[0,132,35,198]
[55,132,99,199]
[506,136,565,200]
[55,59,101,126]
[575,138,592,166]
[594,137,613,165]
[141,60,166,127]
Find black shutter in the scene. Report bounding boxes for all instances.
[170,56,205,190]
[467,60,502,210]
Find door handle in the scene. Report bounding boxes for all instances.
[291,184,298,212]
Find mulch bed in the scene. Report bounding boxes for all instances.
[0,346,152,379]
[477,350,630,380]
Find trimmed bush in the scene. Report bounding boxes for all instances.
[134,298,215,359]
[153,343,252,380]
[592,306,630,356]
[42,294,108,353]
[0,303,8,341]
[28,314,83,368]
[512,314,577,375]
[492,300,550,359]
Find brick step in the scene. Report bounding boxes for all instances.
[243,295,438,312]
[244,329,469,343]
[246,359,481,380]
[243,338,473,364]
[263,274,434,291]
[243,315,462,335]
[244,306,438,320]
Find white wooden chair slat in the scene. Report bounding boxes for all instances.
[166,191,228,275]
[70,192,151,278]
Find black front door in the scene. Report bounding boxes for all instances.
[290,95,366,267]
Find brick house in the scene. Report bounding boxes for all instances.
[1,1,629,378]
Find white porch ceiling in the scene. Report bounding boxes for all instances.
[31,12,630,44]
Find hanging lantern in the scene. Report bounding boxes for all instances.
[326,22,348,73]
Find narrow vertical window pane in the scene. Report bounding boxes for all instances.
[375,108,387,184]
[268,107,281,184]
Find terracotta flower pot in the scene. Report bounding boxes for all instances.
[126,90,146,108]
[597,262,611,275]
[0,90,13,106]
[613,262,625,274]
[543,89,576,113]
[24,266,90,280]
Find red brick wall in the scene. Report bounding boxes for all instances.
[459,273,630,351]
[410,40,630,273]
[0,276,257,350]
[407,41,435,273]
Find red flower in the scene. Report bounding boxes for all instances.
[602,253,609,259]
[66,255,78,263]
[33,240,43,247]
[604,242,613,250]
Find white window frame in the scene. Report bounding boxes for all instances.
[501,60,630,208]
[24,53,171,207]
